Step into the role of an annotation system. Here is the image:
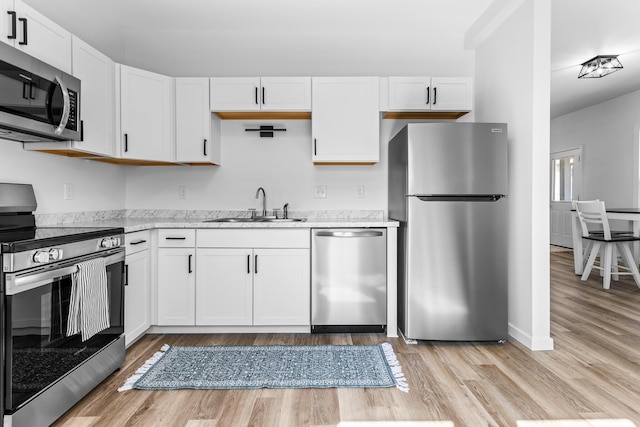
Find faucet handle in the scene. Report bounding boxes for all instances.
[282,202,289,219]
[248,208,257,219]
[272,208,281,219]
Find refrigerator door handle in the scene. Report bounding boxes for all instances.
[415,194,505,202]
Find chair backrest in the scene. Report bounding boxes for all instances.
[573,200,611,240]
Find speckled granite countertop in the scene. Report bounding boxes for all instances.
[71,217,399,233]
[38,210,398,233]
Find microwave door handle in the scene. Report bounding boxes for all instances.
[52,76,70,135]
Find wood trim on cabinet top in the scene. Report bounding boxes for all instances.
[382,111,469,120]
[213,111,311,120]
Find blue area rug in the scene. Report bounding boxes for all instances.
[119,343,408,392]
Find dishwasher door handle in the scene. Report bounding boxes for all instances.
[315,230,384,238]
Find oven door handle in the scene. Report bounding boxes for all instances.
[5,251,124,295]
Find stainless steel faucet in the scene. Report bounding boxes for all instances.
[255,187,267,217]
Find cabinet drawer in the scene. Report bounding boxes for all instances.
[125,230,151,255]
[158,229,196,247]
[197,229,310,248]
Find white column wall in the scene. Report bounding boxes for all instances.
[473,0,553,350]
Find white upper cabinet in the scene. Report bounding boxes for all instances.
[70,36,115,156]
[119,64,174,162]
[311,77,380,165]
[1,0,72,73]
[210,77,311,112]
[175,78,219,164]
[387,76,473,112]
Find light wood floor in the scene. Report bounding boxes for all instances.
[54,251,640,427]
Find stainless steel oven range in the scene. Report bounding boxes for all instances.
[1,184,125,427]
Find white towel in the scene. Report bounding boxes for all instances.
[67,258,111,341]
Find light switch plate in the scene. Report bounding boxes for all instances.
[178,186,188,199]
[355,185,365,198]
[64,183,74,200]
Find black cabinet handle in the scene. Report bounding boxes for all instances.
[124,264,129,286]
[124,133,128,152]
[80,120,84,141]
[247,254,251,274]
[433,87,437,105]
[165,236,186,240]
[314,138,317,156]
[255,87,258,105]
[203,139,207,156]
[18,17,27,45]
[262,87,265,104]
[7,11,16,39]
[254,254,258,274]
[130,239,147,245]
[188,254,193,273]
[426,86,430,105]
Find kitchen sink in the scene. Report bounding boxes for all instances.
[204,217,306,223]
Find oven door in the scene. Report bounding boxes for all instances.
[3,249,124,413]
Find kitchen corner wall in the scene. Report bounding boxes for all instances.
[0,140,126,214]
[124,118,414,214]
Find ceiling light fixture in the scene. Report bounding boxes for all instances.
[578,55,623,79]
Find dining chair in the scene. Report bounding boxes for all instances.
[573,200,640,289]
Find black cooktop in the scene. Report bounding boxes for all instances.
[0,226,124,253]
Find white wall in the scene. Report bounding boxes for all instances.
[125,118,415,214]
[551,88,640,208]
[0,141,126,214]
[474,0,553,350]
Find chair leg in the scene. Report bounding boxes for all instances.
[617,243,640,288]
[612,245,620,281]
[582,242,602,282]
[602,243,613,290]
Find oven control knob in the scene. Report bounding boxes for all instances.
[33,250,50,263]
[49,248,63,260]
[100,237,120,248]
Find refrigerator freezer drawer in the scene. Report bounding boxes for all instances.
[401,196,508,340]
[311,228,387,327]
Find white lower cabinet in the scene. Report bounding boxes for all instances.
[195,248,253,325]
[196,229,310,327]
[156,230,196,325]
[124,230,151,345]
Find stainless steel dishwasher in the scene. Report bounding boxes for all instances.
[311,228,387,333]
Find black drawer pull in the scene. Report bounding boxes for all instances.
[165,236,187,240]
[18,17,27,45]
[7,11,16,39]
[130,239,147,245]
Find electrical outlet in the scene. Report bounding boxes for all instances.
[314,185,327,199]
[64,183,74,200]
[355,185,365,198]
[178,186,188,199]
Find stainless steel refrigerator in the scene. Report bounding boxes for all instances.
[388,123,508,341]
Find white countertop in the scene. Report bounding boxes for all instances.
[68,217,399,233]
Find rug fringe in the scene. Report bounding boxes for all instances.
[381,342,409,393]
[117,344,170,392]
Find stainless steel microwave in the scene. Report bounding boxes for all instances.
[0,42,80,142]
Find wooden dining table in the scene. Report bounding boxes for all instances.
[571,208,640,275]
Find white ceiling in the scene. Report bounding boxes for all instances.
[22,0,640,119]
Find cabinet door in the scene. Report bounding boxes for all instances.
[210,77,261,111]
[430,77,473,111]
[13,1,72,74]
[388,76,431,110]
[125,249,150,346]
[71,36,115,156]
[157,248,195,325]
[311,77,379,164]
[260,77,311,111]
[253,248,310,326]
[120,65,174,161]
[0,0,14,47]
[176,77,217,163]
[196,248,253,325]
